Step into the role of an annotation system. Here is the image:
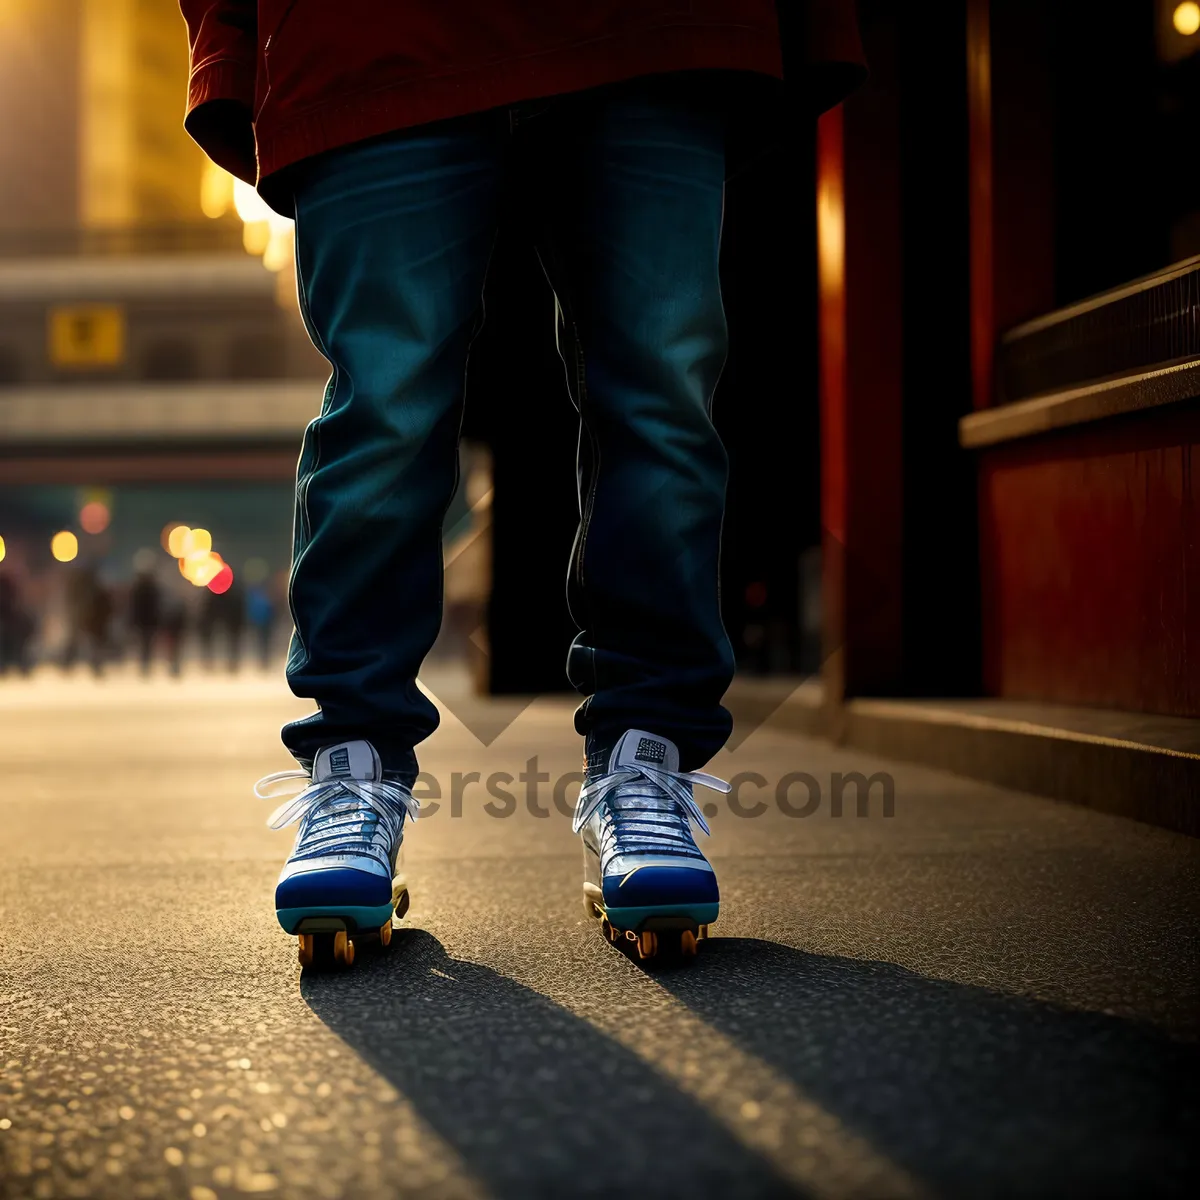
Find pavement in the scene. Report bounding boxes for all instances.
[0,667,1198,1200]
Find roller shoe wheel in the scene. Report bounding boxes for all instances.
[636,930,659,960]
[332,930,354,967]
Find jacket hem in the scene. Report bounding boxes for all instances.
[255,23,783,212]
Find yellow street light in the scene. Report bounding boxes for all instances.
[51,531,78,562]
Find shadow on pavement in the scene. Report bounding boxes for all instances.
[301,929,804,1200]
[654,937,1200,1199]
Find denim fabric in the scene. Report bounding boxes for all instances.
[282,74,736,777]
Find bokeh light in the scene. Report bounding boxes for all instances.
[233,178,294,269]
[262,230,293,272]
[1174,3,1200,36]
[208,564,235,594]
[79,500,111,534]
[181,550,224,587]
[51,531,78,562]
[242,219,271,256]
[180,527,212,556]
[132,547,157,573]
[180,550,205,579]
[233,177,272,224]
[200,160,234,219]
[165,523,190,556]
[197,558,223,586]
[0,535,6,564]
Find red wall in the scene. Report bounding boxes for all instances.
[980,403,1200,716]
[817,12,906,703]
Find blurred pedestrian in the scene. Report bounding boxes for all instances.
[196,585,216,669]
[246,577,276,670]
[200,580,245,672]
[129,568,162,677]
[223,578,246,672]
[242,558,277,670]
[161,589,187,678]
[62,564,112,678]
[0,574,36,676]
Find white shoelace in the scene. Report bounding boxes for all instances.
[255,770,420,866]
[571,762,731,857]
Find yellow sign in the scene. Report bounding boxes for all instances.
[47,305,126,367]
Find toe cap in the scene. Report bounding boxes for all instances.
[275,867,391,911]
[603,864,718,910]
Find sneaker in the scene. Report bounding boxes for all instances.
[573,729,729,960]
[257,739,418,967]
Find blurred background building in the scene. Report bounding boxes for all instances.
[0,0,1197,832]
[0,0,326,674]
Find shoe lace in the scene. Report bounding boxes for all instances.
[255,769,419,866]
[571,762,731,857]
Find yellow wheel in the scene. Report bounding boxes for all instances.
[600,917,618,944]
[697,924,709,941]
[680,930,698,959]
[636,931,658,960]
[333,930,355,967]
[297,933,314,968]
[378,921,392,947]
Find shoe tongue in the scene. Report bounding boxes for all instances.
[312,740,383,784]
[610,729,680,775]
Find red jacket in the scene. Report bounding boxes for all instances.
[180,2,864,207]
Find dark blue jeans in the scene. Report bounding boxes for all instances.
[281,74,737,778]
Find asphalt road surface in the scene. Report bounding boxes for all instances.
[1,669,1198,1200]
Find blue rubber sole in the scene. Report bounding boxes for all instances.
[276,902,396,935]
[599,902,719,932]
[276,875,410,936]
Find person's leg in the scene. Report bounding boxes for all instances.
[526,76,735,959]
[281,116,506,783]
[269,118,507,966]
[532,76,735,774]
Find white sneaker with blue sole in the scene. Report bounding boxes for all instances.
[573,728,730,962]
[256,739,419,969]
